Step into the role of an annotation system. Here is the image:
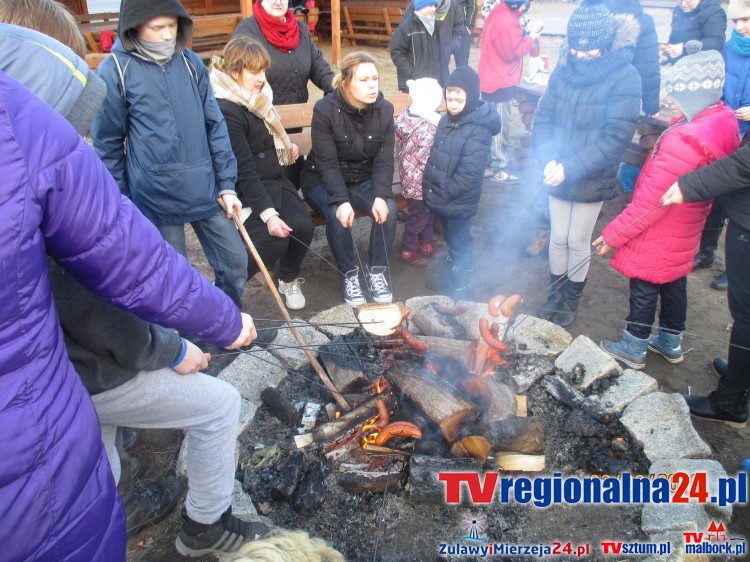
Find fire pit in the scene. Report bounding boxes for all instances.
[237,295,654,561]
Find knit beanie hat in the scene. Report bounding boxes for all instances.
[666,41,724,121]
[407,78,443,125]
[728,0,750,20]
[445,65,481,119]
[413,0,438,10]
[567,0,616,51]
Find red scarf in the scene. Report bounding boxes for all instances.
[254,0,300,51]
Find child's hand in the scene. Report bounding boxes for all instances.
[291,143,301,161]
[736,107,750,121]
[336,202,355,228]
[543,161,565,186]
[173,340,210,375]
[592,236,612,256]
[226,313,258,349]
[663,43,684,59]
[661,182,685,206]
[372,197,389,224]
[221,193,243,218]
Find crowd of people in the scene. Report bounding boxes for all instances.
[1,0,749,559]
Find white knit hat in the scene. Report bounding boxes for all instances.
[407,78,443,124]
[728,0,750,20]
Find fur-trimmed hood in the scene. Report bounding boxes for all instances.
[560,13,640,64]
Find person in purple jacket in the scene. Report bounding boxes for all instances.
[0,69,257,561]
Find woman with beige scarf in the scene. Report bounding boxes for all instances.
[212,36,313,310]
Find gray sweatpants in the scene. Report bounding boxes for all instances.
[92,369,241,524]
[548,195,603,282]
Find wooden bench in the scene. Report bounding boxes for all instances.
[76,12,119,54]
[189,13,242,60]
[342,5,404,46]
[275,92,413,225]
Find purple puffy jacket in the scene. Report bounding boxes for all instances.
[0,72,242,561]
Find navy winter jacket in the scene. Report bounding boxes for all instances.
[91,0,237,226]
[667,0,727,60]
[423,101,501,218]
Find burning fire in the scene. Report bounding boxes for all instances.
[372,375,389,395]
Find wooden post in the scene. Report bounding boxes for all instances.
[331,0,340,66]
[240,0,253,18]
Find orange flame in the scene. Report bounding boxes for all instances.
[360,414,381,448]
[335,411,341,419]
[371,375,389,395]
[466,340,509,377]
[425,360,438,375]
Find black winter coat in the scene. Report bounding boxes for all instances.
[301,90,395,203]
[533,18,642,203]
[234,16,334,105]
[404,0,468,67]
[604,0,661,115]
[390,14,449,92]
[217,99,297,213]
[679,142,750,231]
[667,0,727,61]
[423,101,501,218]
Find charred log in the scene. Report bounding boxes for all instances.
[338,470,406,495]
[271,451,304,500]
[407,454,481,504]
[483,417,544,454]
[540,375,614,424]
[260,387,299,426]
[292,461,326,515]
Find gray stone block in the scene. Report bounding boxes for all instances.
[642,500,710,535]
[554,335,621,388]
[404,295,454,335]
[219,351,286,402]
[649,459,732,522]
[232,479,258,519]
[506,314,573,357]
[508,354,556,393]
[308,304,359,338]
[644,530,710,562]
[452,301,489,340]
[266,319,330,370]
[594,369,658,414]
[620,393,712,463]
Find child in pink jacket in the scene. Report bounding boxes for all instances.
[396,78,446,266]
[597,43,740,370]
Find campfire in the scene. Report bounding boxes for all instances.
[293,294,546,478]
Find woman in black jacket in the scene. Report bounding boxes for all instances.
[662,0,727,64]
[662,144,750,428]
[212,36,314,310]
[532,1,642,327]
[301,52,397,307]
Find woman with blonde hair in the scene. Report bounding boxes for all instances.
[301,51,397,307]
[211,35,313,309]
[0,0,86,57]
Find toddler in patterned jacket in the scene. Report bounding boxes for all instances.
[395,78,446,266]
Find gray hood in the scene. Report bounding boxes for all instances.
[0,24,106,134]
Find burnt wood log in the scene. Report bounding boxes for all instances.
[271,451,304,500]
[450,436,492,464]
[421,336,473,360]
[292,461,326,516]
[411,306,465,339]
[491,452,545,472]
[319,341,370,393]
[312,395,395,443]
[386,364,479,442]
[484,417,544,454]
[260,387,299,426]
[540,375,614,424]
[407,454,481,504]
[461,377,517,423]
[338,470,406,494]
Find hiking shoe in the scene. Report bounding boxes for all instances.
[343,269,366,307]
[279,278,306,310]
[600,331,648,370]
[367,266,393,304]
[122,428,138,451]
[126,475,182,538]
[711,271,728,291]
[647,329,684,364]
[401,250,428,267]
[244,327,277,349]
[175,507,272,557]
[526,229,549,256]
[490,170,520,184]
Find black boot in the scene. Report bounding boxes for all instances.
[684,381,749,429]
[551,280,586,328]
[537,274,567,320]
[427,256,456,293]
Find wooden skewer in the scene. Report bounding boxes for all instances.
[219,200,350,411]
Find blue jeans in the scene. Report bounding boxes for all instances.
[157,212,248,308]
[439,216,473,273]
[306,181,397,274]
[626,277,687,339]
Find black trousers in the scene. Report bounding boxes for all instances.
[244,188,314,282]
[626,277,687,339]
[725,220,750,388]
[699,203,726,253]
[439,216,473,273]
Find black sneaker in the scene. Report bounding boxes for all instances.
[126,475,182,538]
[692,250,714,270]
[711,271,728,290]
[175,507,272,557]
[343,268,366,307]
[367,266,392,304]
